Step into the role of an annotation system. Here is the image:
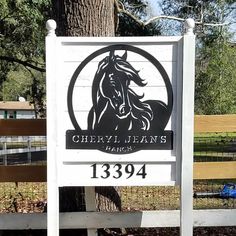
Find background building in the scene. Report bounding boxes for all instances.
[0,101,35,119]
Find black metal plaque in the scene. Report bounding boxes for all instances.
[66,44,173,154]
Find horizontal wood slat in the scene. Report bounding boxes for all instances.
[193,161,236,180]
[0,119,46,136]
[0,115,236,135]
[0,166,46,182]
[194,114,236,133]
[0,162,235,182]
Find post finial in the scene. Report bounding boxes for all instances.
[184,18,195,35]
[46,19,57,37]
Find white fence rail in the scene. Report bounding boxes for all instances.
[0,146,47,156]
[0,136,46,165]
[0,210,236,230]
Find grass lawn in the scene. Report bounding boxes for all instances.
[0,182,235,213]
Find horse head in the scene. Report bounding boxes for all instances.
[89,50,153,131]
[97,51,146,119]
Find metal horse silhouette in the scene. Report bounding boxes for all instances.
[87,50,169,134]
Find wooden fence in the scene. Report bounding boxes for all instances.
[194,115,236,180]
[0,115,236,230]
[1,115,236,182]
[0,119,46,182]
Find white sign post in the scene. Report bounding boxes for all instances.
[180,18,195,236]
[46,19,195,236]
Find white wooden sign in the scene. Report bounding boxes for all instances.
[47,38,185,187]
[46,18,195,236]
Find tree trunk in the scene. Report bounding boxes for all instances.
[52,0,121,215]
[52,0,115,36]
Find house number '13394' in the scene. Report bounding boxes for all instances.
[91,163,147,179]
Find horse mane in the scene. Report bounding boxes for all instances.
[127,89,153,130]
[93,51,146,88]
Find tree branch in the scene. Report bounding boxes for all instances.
[0,56,45,72]
[115,0,229,28]
[144,15,185,25]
